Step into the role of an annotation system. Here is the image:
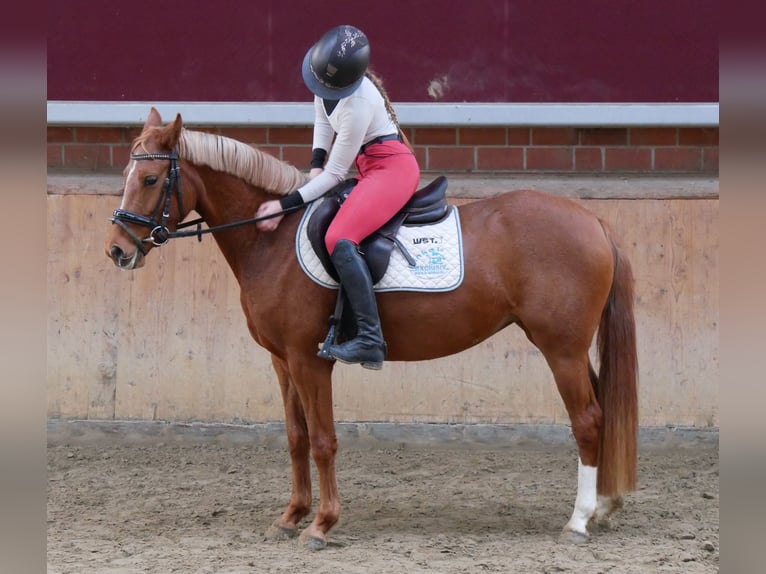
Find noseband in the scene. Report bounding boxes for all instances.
[110,150,184,255]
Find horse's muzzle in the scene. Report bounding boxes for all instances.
[108,244,144,270]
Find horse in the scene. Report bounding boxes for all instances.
[104,107,638,550]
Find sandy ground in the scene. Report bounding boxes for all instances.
[47,441,718,573]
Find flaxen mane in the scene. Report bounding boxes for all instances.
[176,129,308,195]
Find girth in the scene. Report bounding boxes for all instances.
[307,176,449,284]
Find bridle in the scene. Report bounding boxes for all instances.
[110,149,307,255]
[110,150,183,255]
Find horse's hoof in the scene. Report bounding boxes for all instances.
[265,521,298,541]
[559,528,589,544]
[299,529,328,551]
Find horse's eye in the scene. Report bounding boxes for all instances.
[144,175,159,186]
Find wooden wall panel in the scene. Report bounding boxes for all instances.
[586,199,719,426]
[47,194,718,427]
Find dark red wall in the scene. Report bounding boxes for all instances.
[48,0,718,103]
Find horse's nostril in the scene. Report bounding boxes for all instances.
[110,245,124,260]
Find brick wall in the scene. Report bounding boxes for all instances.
[47,126,719,175]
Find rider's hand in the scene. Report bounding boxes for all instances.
[255,200,285,232]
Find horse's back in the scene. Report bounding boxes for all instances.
[460,188,603,239]
[458,189,612,276]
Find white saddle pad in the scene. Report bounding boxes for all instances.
[295,199,465,292]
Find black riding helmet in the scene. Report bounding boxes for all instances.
[301,25,370,100]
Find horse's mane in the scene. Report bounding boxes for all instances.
[172,129,308,195]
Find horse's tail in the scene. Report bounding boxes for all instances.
[594,222,638,497]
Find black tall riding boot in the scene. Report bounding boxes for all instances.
[325,239,386,370]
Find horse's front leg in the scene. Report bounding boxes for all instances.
[289,358,340,550]
[265,354,313,540]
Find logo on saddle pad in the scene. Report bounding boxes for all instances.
[296,199,464,293]
[410,238,450,278]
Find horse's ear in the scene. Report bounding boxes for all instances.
[145,107,162,128]
[158,113,183,150]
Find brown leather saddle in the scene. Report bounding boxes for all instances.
[306,176,450,283]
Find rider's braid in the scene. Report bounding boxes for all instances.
[365,70,414,152]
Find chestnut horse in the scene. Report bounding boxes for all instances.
[105,108,637,549]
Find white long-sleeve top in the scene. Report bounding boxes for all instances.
[294,76,398,203]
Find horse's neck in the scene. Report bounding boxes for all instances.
[194,169,262,225]
[193,168,295,280]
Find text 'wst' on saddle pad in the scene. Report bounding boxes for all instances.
[296,200,465,292]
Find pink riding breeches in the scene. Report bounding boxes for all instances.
[324,139,420,254]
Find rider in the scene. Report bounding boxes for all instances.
[256,24,420,370]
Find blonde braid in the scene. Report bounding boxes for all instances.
[365,70,414,152]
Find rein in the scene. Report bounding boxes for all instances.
[110,150,306,251]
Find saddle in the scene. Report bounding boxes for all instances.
[307,176,450,284]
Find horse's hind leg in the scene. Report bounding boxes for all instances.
[544,351,603,543]
[265,355,313,540]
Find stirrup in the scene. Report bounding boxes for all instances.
[317,341,384,369]
[324,339,387,370]
[330,354,383,371]
[317,287,345,362]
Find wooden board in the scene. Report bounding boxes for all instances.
[47,194,718,427]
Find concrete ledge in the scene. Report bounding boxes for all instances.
[443,175,718,200]
[47,419,719,450]
[47,101,720,127]
[48,173,719,200]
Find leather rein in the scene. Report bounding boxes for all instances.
[110,150,305,255]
